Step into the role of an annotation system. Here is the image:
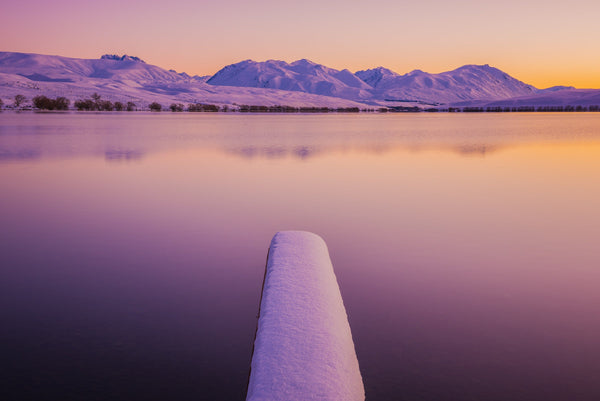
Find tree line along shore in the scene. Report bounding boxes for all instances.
[2,93,600,113]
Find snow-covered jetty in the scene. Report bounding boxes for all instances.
[246,231,364,401]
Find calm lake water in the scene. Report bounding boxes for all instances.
[1,112,599,401]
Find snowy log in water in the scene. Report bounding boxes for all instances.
[246,231,364,401]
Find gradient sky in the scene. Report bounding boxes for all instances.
[2,0,599,88]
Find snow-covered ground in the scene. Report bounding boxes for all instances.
[356,64,540,104]
[1,51,598,109]
[453,88,600,108]
[0,52,373,109]
[247,231,364,401]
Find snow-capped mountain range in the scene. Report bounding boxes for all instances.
[356,64,539,103]
[0,52,370,109]
[207,59,373,101]
[207,60,542,104]
[0,51,595,109]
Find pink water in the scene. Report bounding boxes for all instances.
[1,112,599,400]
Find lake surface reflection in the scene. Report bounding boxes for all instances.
[1,113,599,401]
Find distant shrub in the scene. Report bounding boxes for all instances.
[243,105,269,112]
[74,93,114,111]
[114,101,124,111]
[149,102,162,111]
[299,107,330,113]
[388,106,420,112]
[55,97,70,110]
[126,101,136,111]
[33,95,70,110]
[485,107,497,112]
[170,103,184,112]
[188,103,219,112]
[14,94,26,108]
[74,99,95,111]
[98,100,114,111]
[538,106,560,112]
[267,105,298,113]
[74,99,86,110]
[0,98,4,109]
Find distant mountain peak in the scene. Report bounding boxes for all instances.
[207,58,372,99]
[355,67,398,88]
[457,63,490,69]
[100,54,145,63]
[291,58,318,66]
[357,66,397,76]
[539,85,575,93]
[376,66,397,74]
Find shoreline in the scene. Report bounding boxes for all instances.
[3,106,600,113]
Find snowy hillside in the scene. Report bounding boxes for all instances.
[356,64,538,104]
[538,85,576,93]
[0,52,373,109]
[0,52,187,84]
[455,89,600,108]
[207,59,373,101]
[0,51,596,109]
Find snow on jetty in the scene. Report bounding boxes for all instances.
[246,231,364,401]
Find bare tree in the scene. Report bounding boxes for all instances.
[149,102,162,112]
[14,94,26,108]
[170,103,184,112]
[91,93,102,110]
[33,96,70,110]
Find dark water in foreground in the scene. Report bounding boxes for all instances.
[1,112,599,401]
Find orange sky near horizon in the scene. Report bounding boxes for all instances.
[2,0,599,89]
